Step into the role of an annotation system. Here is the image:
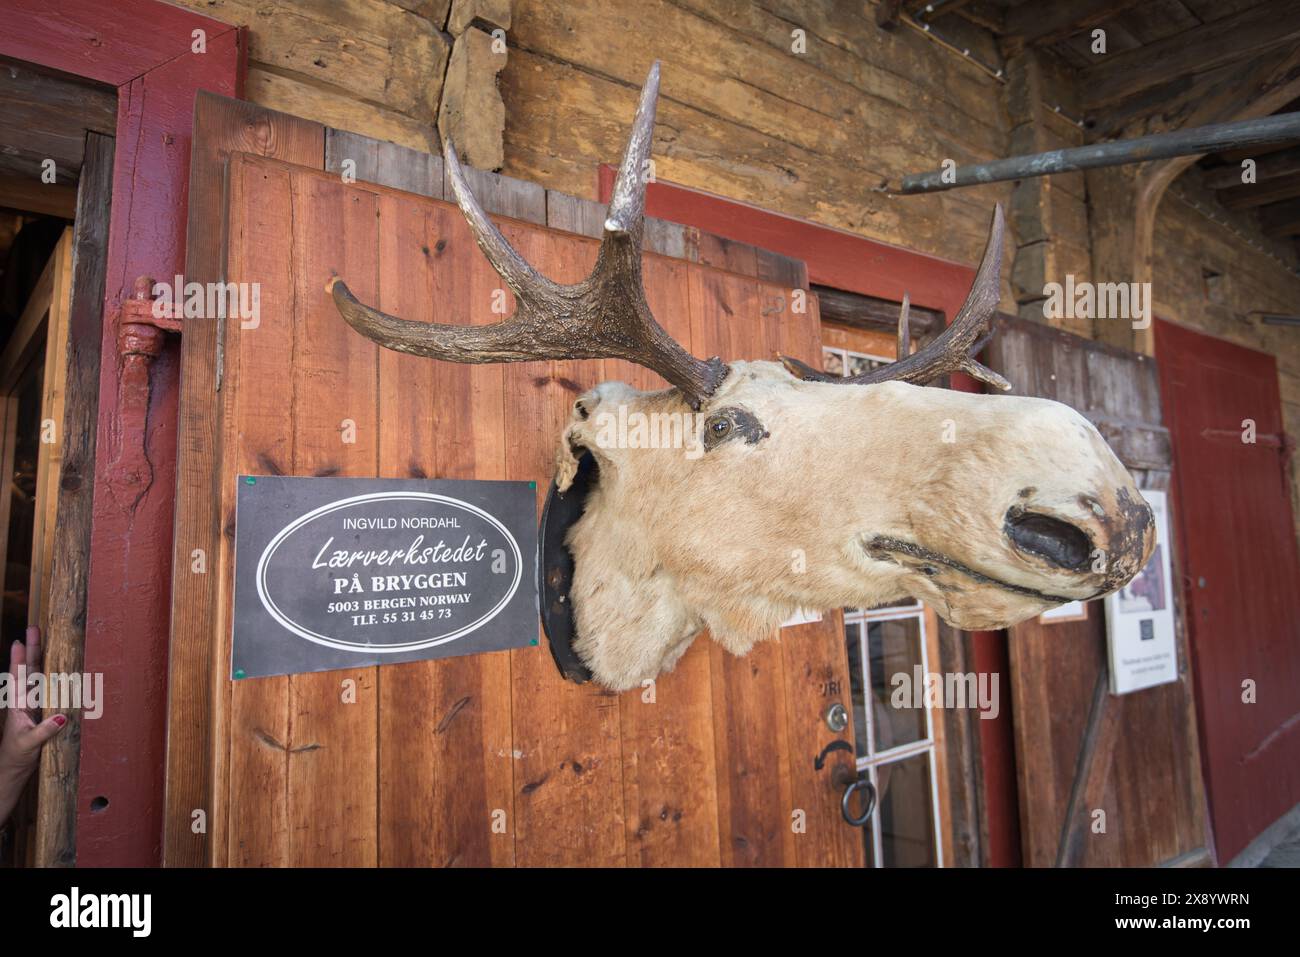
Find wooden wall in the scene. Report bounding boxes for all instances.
[204,152,857,866]
[165,90,866,866]
[1150,192,1300,541]
[1006,50,1094,336]
[159,0,1014,272]
[166,0,453,152]
[499,0,1013,281]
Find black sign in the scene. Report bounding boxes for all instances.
[231,475,538,679]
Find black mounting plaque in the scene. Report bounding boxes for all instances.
[538,450,597,684]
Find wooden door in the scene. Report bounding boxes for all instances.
[165,94,863,867]
[1155,318,1300,863]
[986,316,1211,867]
[0,227,72,636]
[0,227,73,867]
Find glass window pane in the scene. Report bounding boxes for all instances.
[877,752,937,867]
[846,353,887,377]
[862,788,878,867]
[867,617,926,752]
[844,622,869,758]
[822,348,844,376]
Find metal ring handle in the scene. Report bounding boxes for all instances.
[841,776,876,827]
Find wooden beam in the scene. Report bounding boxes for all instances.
[437,26,506,170]
[1006,0,1142,47]
[1202,144,1300,188]
[0,56,116,187]
[1219,174,1300,209]
[813,284,942,339]
[1082,0,1300,113]
[1055,670,1124,867]
[875,0,903,29]
[950,1,1004,34]
[1215,138,1299,164]
[0,175,77,218]
[1259,197,1300,237]
[447,0,511,35]
[162,94,325,867]
[34,132,112,868]
[1091,46,1300,139]
[30,229,73,648]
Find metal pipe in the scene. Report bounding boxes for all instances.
[898,112,1300,194]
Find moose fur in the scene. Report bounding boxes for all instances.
[558,363,1154,690]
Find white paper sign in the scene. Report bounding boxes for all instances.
[1105,489,1177,694]
[1040,599,1087,623]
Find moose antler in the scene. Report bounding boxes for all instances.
[328,61,728,409]
[780,204,1010,392]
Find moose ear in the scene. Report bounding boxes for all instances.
[556,390,601,492]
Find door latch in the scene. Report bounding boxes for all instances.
[814,739,877,828]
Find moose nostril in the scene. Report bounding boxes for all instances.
[1004,509,1092,571]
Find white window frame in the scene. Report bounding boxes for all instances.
[845,601,945,868]
[822,345,892,378]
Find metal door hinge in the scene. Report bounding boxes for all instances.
[107,276,183,510]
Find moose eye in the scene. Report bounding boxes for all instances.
[702,407,768,452]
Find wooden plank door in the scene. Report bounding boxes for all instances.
[0,226,73,867]
[1155,318,1300,862]
[168,94,862,867]
[987,316,1210,866]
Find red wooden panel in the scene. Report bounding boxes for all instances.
[374,196,515,868]
[203,149,883,866]
[1,0,245,867]
[1156,318,1300,861]
[503,226,627,866]
[283,170,382,866]
[0,0,234,88]
[598,167,982,364]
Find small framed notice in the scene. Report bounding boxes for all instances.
[1105,489,1177,695]
[231,475,538,680]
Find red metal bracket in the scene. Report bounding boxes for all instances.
[108,276,182,508]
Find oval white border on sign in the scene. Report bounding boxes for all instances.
[255,491,523,653]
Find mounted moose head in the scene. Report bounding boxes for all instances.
[329,62,1156,691]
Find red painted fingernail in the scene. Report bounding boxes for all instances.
[53,715,67,727]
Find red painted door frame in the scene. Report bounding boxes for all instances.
[603,170,1022,866]
[0,0,243,866]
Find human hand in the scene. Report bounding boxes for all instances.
[0,627,67,826]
